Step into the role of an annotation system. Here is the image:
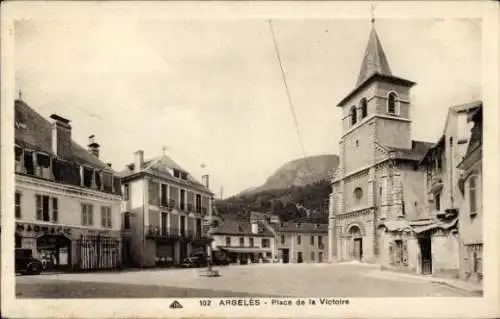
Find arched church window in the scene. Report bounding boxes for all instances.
[360,98,368,119]
[353,187,363,200]
[350,106,357,126]
[387,92,398,114]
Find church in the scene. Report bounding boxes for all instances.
[327,20,477,277]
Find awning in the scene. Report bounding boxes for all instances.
[412,217,458,234]
[217,247,271,253]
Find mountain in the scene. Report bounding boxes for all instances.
[239,154,339,196]
[216,154,339,223]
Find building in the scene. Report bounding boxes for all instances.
[14,99,123,271]
[457,105,483,284]
[210,218,275,264]
[273,221,328,264]
[328,21,433,266]
[327,20,482,279]
[119,150,213,268]
[409,101,481,277]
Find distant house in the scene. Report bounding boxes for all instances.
[271,221,329,264]
[13,99,123,271]
[457,105,483,285]
[210,218,275,264]
[119,150,213,268]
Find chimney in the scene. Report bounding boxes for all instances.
[87,134,100,158]
[50,114,72,159]
[134,150,144,172]
[251,221,259,234]
[202,174,210,189]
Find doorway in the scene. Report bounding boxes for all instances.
[297,251,303,263]
[419,237,432,275]
[353,238,363,261]
[37,234,71,271]
[282,249,289,263]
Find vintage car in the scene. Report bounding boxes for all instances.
[15,248,43,275]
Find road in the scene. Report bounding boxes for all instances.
[16,263,479,298]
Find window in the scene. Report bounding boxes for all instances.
[195,194,202,213]
[101,206,112,228]
[387,92,397,114]
[354,187,363,200]
[52,198,58,222]
[160,184,167,206]
[15,147,23,173]
[360,98,368,119]
[83,167,94,188]
[297,235,301,245]
[435,193,441,211]
[124,184,130,201]
[35,153,51,179]
[225,237,231,246]
[280,235,285,245]
[180,216,186,236]
[15,193,21,218]
[82,203,94,226]
[148,181,159,205]
[379,186,382,196]
[239,237,244,246]
[402,200,406,216]
[318,252,323,262]
[356,140,359,147]
[311,252,315,261]
[95,171,102,190]
[262,238,270,248]
[124,212,130,229]
[24,151,34,175]
[36,195,50,222]
[180,189,186,210]
[310,235,315,246]
[469,176,477,214]
[318,235,323,248]
[102,172,113,192]
[350,106,357,126]
[196,218,202,235]
[249,238,254,247]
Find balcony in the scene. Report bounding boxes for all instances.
[145,225,180,239]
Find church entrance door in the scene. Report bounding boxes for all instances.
[353,238,363,261]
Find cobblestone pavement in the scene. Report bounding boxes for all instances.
[16,263,478,298]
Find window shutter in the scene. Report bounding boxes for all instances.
[101,207,106,227]
[36,195,42,220]
[52,198,58,222]
[81,204,86,225]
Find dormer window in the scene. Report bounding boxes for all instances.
[350,106,357,126]
[95,170,102,190]
[35,153,52,179]
[360,98,368,119]
[82,167,94,188]
[15,146,23,173]
[387,92,398,114]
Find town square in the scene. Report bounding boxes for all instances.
[2,2,496,318]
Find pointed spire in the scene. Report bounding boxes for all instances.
[355,18,393,87]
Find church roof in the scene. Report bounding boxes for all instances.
[337,26,415,107]
[356,27,393,87]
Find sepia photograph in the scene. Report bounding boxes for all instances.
[1,1,499,318]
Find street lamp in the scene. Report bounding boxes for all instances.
[199,169,220,277]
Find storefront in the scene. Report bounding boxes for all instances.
[217,247,272,264]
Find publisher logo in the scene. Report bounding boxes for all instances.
[169,300,183,309]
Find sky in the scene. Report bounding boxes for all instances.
[14,17,481,197]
